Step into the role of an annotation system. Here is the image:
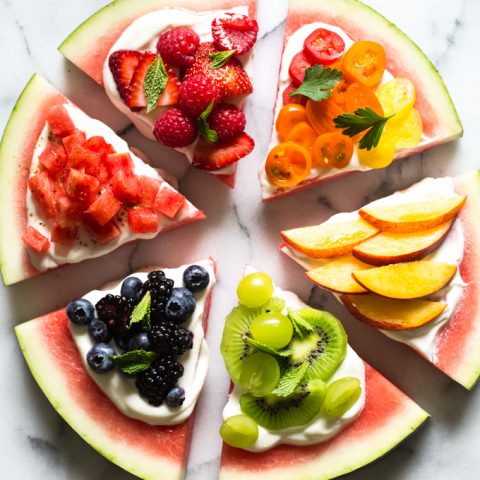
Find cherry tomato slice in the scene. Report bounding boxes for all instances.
[288,51,314,87]
[265,142,312,187]
[285,122,317,155]
[282,82,308,106]
[275,104,307,140]
[345,82,383,114]
[329,59,351,105]
[306,98,344,135]
[304,28,345,65]
[343,41,386,87]
[313,132,353,169]
[358,134,395,169]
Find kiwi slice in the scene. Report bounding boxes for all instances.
[240,380,326,430]
[221,297,286,382]
[287,307,347,381]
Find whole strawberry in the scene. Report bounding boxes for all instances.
[153,108,198,148]
[157,27,200,67]
[209,104,246,142]
[178,74,221,117]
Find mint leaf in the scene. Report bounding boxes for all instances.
[288,308,314,339]
[144,54,168,113]
[272,362,309,397]
[110,350,157,375]
[290,64,342,102]
[197,100,218,144]
[209,50,236,69]
[245,336,292,357]
[130,291,151,330]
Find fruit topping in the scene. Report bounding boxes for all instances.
[85,187,122,226]
[165,287,196,323]
[50,223,78,246]
[306,97,343,135]
[111,170,140,204]
[220,414,259,449]
[178,74,221,117]
[153,187,185,219]
[357,134,395,168]
[138,176,161,206]
[109,50,143,102]
[86,343,117,373]
[323,377,361,418]
[211,13,258,56]
[384,107,423,149]
[345,82,383,115]
[148,321,193,356]
[313,132,353,168]
[183,264,210,292]
[282,82,308,106]
[237,272,274,308]
[125,51,157,110]
[285,122,317,156]
[239,352,281,396]
[142,270,174,322]
[156,27,200,67]
[21,226,51,254]
[378,78,416,117]
[165,386,186,408]
[88,319,113,343]
[39,143,67,173]
[127,207,159,234]
[343,41,386,87]
[128,332,152,351]
[67,298,95,325]
[275,103,307,140]
[288,51,314,87]
[208,103,246,142]
[28,171,57,218]
[46,105,76,138]
[84,219,121,245]
[303,28,345,65]
[120,276,144,302]
[249,312,293,350]
[153,107,198,147]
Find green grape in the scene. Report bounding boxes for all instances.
[237,272,274,308]
[308,378,327,404]
[220,414,259,449]
[323,377,362,418]
[250,312,293,349]
[239,352,280,396]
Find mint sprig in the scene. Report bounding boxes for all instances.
[272,362,309,397]
[245,336,292,357]
[110,350,157,375]
[209,50,236,69]
[288,308,314,339]
[130,291,151,330]
[144,54,168,113]
[290,64,343,102]
[197,101,218,144]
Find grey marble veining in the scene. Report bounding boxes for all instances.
[1,0,479,479]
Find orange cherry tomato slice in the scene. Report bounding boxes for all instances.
[285,122,317,155]
[345,82,384,114]
[343,41,386,87]
[265,142,312,187]
[306,98,344,135]
[275,104,307,140]
[313,132,354,169]
[330,59,351,106]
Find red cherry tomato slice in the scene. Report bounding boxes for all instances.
[304,28,345,65]
[288,51,314,87]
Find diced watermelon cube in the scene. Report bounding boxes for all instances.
[96,160,110,185]
[22,227,50,253]
[111,170,140,203]
[138,176,161,207]
[153,186,186,218]
[28,171,58,218]
[46,105,76,138]
[62,130,87,156]
[83,136,115,158]
[127,207,159,233]
[85,188,123,226]
[67,145,103,178]
[55,194,85,226]
[51,223,79,246]
[39,143,67,173]
[65,169,100,205]
[105,153,134,176]
[84,218,121,245]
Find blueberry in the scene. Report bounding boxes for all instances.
[128,333,152,351]
[183,265,210,292]
[88,319,113,343]
[86,343,117,373]
[67,299,95,325]
[121,277,144,302]
[165,288,196,323]
[165,386,186,407]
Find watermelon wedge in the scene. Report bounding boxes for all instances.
[219,267,429,480]
[15,259,216,480]
[260,0,463,201]
[0,74,205,286]
[280,171,480,390]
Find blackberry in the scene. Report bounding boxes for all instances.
[135,355,184,406]
[142,270,174,322]
[148,321,194,356]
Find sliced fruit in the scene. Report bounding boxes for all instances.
[284,122,317,156]
[157,65,181,106]
[108,49,142,102]
[275,104,307,140]
[345,82,383,115]
[111,170,140,203]
[378,77,416,118]
[313,132,353,168]
[306,255,371,294]
[85,188,122,226]
[384,107,423,149]
[282,82,308,106]
[303,28,345,65]
[153,186,185,219]
[127,207,159,234]
[211,13,258,56]
[239,352,280,397]
[288,51,314,87]
[125,51,157,110]
[352,221,452,265]
[65,169,100,206]
[22,227,50,254]
[281,219,379,258]
[359,196,466,233]
[357,134,395,169]
[62,130,87,155]
[323,377,362,418]
[352,261,457,299]
[51,223,78,246]
[306,97,344,135]
[343,41,386,87]
[28,171,58,218]
[341,294,447,331]
[39,142,67,173]
[46,104,76,138]
[84,218,121,245]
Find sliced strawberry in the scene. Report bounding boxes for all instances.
[105,152,134,177]
[56,194,84,227]
[85,188,123,227]
[127,207,159,234]
[84,218,121,245]
[28,171,58,218]
[126,52,157,110]
[192,132,254,171]
[46,105,76,138]
[62,130,87,156]
[109,50,143,102]
[138,176,161,207]
[39,143,67,173]
[289,51,314,87]
[153,186,185,218]
[157,65,181,106]
[51,223,78,246]
[65,169,100,206]
[211,13,258,55]
[83,136,115,158]
[22,227,50,253]
[282,82,308,106]
[111,170,140,204]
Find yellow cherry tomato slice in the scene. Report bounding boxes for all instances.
[378,77,416,117]
[358,135,395,169]
[343,41,386,87]
[285,122,317,155]
[275,104,307,140]
[265,142,312,187]
[384,107,423,149]
[306,98,344,135]
[313,132,354,168]
[345,82,383,115]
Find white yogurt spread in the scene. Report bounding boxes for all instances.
[103,6,254,177]
[27,102,194,271]
[223,266,366,452]
[281,177,467,361]
[70,259,214,425]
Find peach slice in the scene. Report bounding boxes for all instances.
[306,255,371,294]
[359,195,466,233]
[341,294,447,330]
[352,221,452,266]
[281,219,379,258]
[352,261,457,299]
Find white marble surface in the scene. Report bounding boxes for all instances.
[1,0,479,478]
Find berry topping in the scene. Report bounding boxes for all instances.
[67,299,95,326]
[88,319,113,343]
[165,386,186,408]
[178,74,221,117]
[86,343,117,373]
[128,332,152,352]
[109,50,142,102]
[156,27,200,67]
[208,103,246,142]
[148,321,194,356]
[165,288,196,323]
[120,277,144,302]
[183,265,210,292]
[95,294,134,336]
[153,108,198,148]
[125,51,157,110]
[142,270,174,322]
[211,13,258,55]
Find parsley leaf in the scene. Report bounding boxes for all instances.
[245,336,292,357]
[272,362,309,397]
[197,100,219,144]
[290,64,343,102]
[110,350,158,375]
[144,54,168,113]
[334,107,394,150]
[209,50,236,69]
[130,291,151,330]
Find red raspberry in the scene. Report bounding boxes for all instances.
[153,108,198,148]
[208,104,246,142]
[178,74,221,117]
[211,13,258,55]
[156,27,200,67]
